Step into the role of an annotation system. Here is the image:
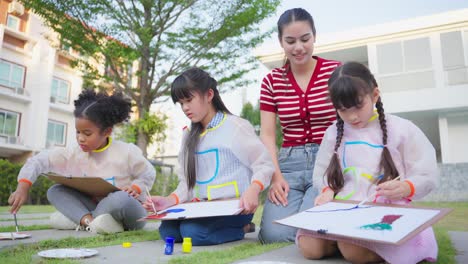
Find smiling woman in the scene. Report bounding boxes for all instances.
[258,8,341,244]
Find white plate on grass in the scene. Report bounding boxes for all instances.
[0,232,31,240]
[38,248,98,259]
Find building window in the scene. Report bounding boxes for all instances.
[377,37,432,74]
[0,109,20,137]
[47,120,66,146]
[0,60,25,90]
[6,15,21,31]
[51,78,70,103]
[376,37,435,91]
[440,31,468,85]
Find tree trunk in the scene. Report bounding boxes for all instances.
[137,130,149,158]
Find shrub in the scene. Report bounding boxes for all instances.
[0,159,54,206]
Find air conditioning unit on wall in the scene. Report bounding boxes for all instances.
[8,136,18,144]
[8,1,25,16]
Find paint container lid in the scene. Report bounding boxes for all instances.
[165,236,175,243]
[122,242,132,248]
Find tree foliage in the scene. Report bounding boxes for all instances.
[240,102,283,148]
[21,0,280,156]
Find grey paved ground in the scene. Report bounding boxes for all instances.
[449,231,468,264]
[1,211,468,263]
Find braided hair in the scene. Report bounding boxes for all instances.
[325,62,399,193]
[74,89,131,131]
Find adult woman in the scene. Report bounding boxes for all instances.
[258,8,340,243]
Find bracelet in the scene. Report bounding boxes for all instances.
[321,186,331,193]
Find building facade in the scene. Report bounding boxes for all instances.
[1,0,83,162]
[257,9,468,165]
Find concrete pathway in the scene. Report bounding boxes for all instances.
[449,231,468,264]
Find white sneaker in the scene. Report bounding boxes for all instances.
[88,214,124,234]
[49,211,77,230]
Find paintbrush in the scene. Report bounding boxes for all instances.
[145,187,158,215]
[356,175,402,208]
[13,213,19,233]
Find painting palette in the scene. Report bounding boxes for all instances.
[38,248,98,259]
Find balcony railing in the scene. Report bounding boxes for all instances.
[0,86,30,97]
[0,134,23,145]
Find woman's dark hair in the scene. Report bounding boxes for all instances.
[277,8,316,74]
[171,67,230,190]
[325,62,399,193]
[74,89,131,131]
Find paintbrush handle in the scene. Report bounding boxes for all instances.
[13,214,19,233]
[145,187,158,214]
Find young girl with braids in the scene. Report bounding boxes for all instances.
[143,67,274,246]
[296,62,438,264]
[9,89,155,234]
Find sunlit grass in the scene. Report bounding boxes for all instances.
[0,202,466,263]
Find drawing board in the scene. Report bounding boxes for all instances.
[45,173,120,197]
[142,199,243,220]
[275,201,451,245]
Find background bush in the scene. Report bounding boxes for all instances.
[0,159,54,206]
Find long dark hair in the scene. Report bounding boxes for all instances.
[74,89,131,132]
[277,8,316,75]
[325,62,399,193]
[171,67,230,190]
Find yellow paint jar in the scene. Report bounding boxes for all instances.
[182,237,192,253]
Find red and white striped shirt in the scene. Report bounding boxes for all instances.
[260,56,340,147]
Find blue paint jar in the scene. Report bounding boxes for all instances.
[164,236,175,255]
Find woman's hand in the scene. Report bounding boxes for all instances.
[268,175,289,207]
[314,189,334,206]
[122,186,140,199]
[143,195,175,213]
[240,184,262,214]
[376,180,411,200]
[8,182,31,213]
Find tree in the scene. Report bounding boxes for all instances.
[240,102,282,148]
[21,0,280,157]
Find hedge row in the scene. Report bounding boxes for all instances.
[0,159,180,206]
[0,159,55,206]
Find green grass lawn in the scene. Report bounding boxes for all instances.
[0,205,55,214]
[0,202,466,264]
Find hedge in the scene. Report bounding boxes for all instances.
[0,159,180,206]
[0,159,54,206]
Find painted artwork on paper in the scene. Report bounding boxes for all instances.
[275,202,442,245]
[142,199,242,221]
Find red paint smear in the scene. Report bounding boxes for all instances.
[381,214,402,224]
[145,212,168,219]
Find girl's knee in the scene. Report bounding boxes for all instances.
[338,242,382,264]
[179,224,207,245]
[297,236,332,260]
[258,225,294,243]
[47,184,64,201]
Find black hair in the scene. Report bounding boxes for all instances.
[277,8,316,74]
[171,67,230,190]
[74,89,131,131]
[325,62,399,193]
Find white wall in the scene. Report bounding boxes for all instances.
[445,112,468,163]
